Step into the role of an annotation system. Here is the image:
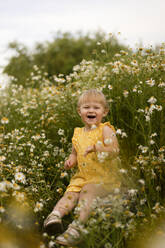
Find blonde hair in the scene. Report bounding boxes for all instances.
[77,89,109,111]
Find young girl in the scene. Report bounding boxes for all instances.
[44,89,121,246]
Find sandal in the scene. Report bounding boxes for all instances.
[43,211,63,235]
[56,224,82,246]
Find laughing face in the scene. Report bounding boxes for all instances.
[78,100,108,130]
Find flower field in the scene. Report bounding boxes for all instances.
[0,38,165,247]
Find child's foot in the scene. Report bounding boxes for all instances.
[56,224,82,246]
[44,211,63,235]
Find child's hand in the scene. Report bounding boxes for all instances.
[64,155,77,170]
[84,145,96,157]
[64,159,73,170]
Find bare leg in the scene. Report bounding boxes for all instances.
[44,191,79,234]
[52,191,79,217]
[77,184,109,223]
[55,185,110,245]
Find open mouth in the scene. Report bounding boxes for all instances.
[87,115,96,119]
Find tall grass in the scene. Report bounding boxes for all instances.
[0,38,165,247]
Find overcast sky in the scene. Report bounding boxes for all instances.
[0,0,165,81]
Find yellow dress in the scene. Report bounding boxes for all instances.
[66,122,121,192]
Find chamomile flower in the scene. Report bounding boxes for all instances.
[15,172,26,184]
[1,117,9,124]
[128,189,138,197]
[0,206,5,213]
[147,96,157,104]
[97,152,109,163]
[123,90,129,98]
[0,156,6,162]
[60,172,68,178]
[91,124,97,129]
[34,202,44,212]
[58,128,64,136]
[104,138,113,145]
[108,84,113,90]
[146,78,155,87]
[138,179,145,185]
[0,181,7,192]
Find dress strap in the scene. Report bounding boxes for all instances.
[103,122,116,133]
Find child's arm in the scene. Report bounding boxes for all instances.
[64,144,77,170]
[97,125,119,158]
[84,125,119,158]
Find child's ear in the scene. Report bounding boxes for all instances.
[103,109,109,117]
[77,108,81,116]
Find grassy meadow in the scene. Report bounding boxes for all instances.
[0,38,165,248]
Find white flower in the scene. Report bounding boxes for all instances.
[148,104,156,114]
[155,105,162,111]
[43,151,49,157]
[145,115,150,122]
[150,139,155,145]
[5,180,13,190]
[48,241,56,248]
[115,53,121,57]
[146,78,155,87]
[104,243,112,248]
[32,134,41,140]
[97,152,109,163]
[0,156,6,162]
[131,60,138,67]
[121,132,127,138]
[1,117,9,124]
[123,90,129,97]
[116,129,122,135]
[147,96,157,104]
[128,189,138,197]
[34,202,44,212]
[15,172,26,184]
[12,182,21,190]
[104,138,112,145]
[138,179,145,185]
[13,191,25,202]
[58,129,64,136]
[156,186,161,192]
[73,65,80,72]
[108,85,113,90]
[137,108,144,113]
[116,129,127,138]
[91,124,97,129]
[119,169,127,174]
[114,222,123,228]
[150,133,157,137]
[112,67,119,74]
[158,82,165,87]
[0,206,5,213]
[0,181,7,192]
[140,199,146,205]
[60,172,68,178]
[138,145,148,153]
